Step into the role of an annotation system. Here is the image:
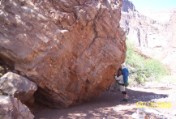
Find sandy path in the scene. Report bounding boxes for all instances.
[33,83,176,119]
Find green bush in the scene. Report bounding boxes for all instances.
[126,41,169,84]
[144,59,169,78]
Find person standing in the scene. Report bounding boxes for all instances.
[115,64,129,101]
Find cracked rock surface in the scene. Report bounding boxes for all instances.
[0,0,126,107]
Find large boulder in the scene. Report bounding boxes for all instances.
[0,0,126,107]
[0,72,37,105]
[0,96,34,119]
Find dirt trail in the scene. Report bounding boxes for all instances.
[33,82,176,119]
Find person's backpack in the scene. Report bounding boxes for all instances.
[122,67,129,86]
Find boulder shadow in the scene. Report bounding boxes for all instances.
[33,88,168,119]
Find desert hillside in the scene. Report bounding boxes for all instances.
[121,0,176,74]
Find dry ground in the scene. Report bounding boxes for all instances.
[33,82,176,119]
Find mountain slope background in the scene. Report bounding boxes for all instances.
[121,0,176,75]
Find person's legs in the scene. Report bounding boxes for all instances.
[120,85,129,101]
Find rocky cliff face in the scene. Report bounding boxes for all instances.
[162,11,176,73]
[121,0,176,74]
[168,11,176,48]
[121,0,166,49]
[0,0,126,107]
[121,0,136,12]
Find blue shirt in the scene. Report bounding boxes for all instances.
[122,67,129,84]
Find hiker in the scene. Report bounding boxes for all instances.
[115,64,129,101]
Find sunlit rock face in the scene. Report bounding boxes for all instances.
[0,0,126,107]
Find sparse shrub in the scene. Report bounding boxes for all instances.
[126,41,169,84]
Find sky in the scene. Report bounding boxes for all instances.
[129,0,176,22]
[130,0,176,11]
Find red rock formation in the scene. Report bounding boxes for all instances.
[0,0,126,107]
